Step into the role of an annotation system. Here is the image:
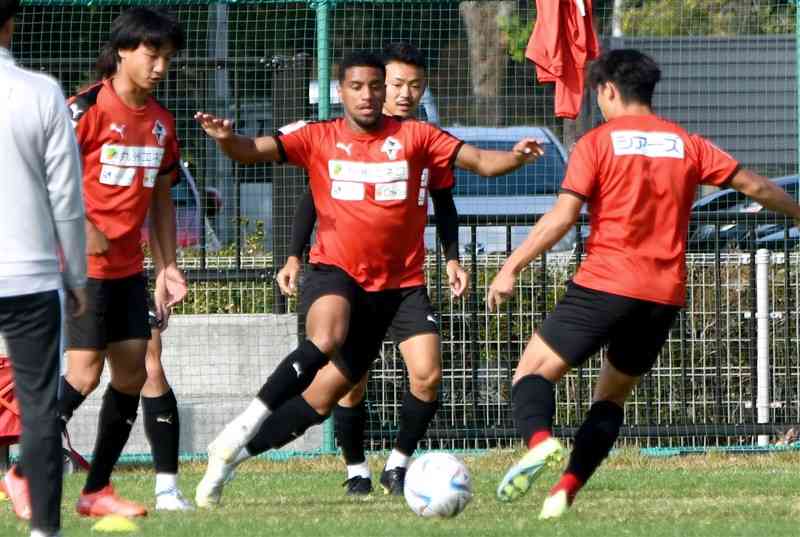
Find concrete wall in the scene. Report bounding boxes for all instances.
[0,314,323,459]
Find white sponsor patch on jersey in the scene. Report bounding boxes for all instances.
[100,144,165,168]
[328,160,409,183]
[331,180,365,201]
[610,130,685,159]
[143,168,158,188]
[418,168,429,206]
[375,181,408,201]
[99,165,136,187]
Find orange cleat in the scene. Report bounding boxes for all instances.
[1,465,31,520]
[76,484,147,518]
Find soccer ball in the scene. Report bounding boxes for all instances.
[403,452,472,518]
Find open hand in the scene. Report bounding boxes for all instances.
[194,112,235,140]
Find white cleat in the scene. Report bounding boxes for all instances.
[195,444,239,508]
[539,489,570,520]
[155,488,194,511]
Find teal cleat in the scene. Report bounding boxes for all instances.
[496,437,565,502]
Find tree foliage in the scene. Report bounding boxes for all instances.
[621,0,796,37]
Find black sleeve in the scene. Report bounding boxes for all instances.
[289,191,317,258]
[430,187,459,262]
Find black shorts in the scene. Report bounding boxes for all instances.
[299,264,439,383]
[537,281,680,377]
[66,274,151,350]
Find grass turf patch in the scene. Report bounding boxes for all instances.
[1,449,798,536]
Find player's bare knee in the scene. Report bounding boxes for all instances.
[339,385,366,407]
[409,368,441,401]
[307,333,344,356]
[112,367,147,395]
[69,370,101,396]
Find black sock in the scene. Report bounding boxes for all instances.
[58,376,86,430]
[512,374,555,443]
[334,402,368,465]
[142,389,180,475]
[394,391,439,457]
[83,386,140,494]
[565,400,624,483]
[256,340,328,410]
[246,396,326,456]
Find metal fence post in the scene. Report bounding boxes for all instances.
[313,0,336,455]
[755,249,771,446]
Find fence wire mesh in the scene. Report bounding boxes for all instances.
[5,0,800,457]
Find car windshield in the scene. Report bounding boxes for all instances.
[452,141,565,196]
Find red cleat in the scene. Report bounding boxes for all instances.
[0,465,31,520]
[75,484,147,518]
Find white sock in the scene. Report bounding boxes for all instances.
[31,530,61,537]
[155,473,178,495]
[346,461,371,480]
[225,399,270,445]
[384,450,410,470]
[233,446,254,466]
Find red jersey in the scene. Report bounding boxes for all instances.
[526,0,600,119]
[69,80,180,279]
[562,114,739,306]
[277,116,462,291]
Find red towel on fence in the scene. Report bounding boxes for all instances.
[0,357,21,447]
[526,0,600,119]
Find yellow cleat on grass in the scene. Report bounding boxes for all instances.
[496,437,565,502]
[539,489,570,519]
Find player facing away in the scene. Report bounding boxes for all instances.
[193,50,543,507]
[486,49,800,520]
[56,8,188,517]
[272,41,467,496]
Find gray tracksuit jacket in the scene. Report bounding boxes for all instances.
[0,46,86,297]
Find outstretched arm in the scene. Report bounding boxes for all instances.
[194,112,282,164]
[486,193,583,311]
[454,138,544,177]
[729,168,800,221]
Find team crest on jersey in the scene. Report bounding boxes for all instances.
[152,120,167,146]
[380,137,403,160]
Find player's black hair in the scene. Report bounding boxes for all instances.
[382,41,426,70]
[0,0,20,28]
[337,50,386,82]
[95,7,185,79]
[588,49,661,107]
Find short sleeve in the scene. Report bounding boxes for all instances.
[690,134,740,187]
[560,136,597,200]
[421,123,464,172]
[428,165,454,191]
[275,120,313,169]
[67,96,93,147]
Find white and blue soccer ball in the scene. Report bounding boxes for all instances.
[403,452,472,518]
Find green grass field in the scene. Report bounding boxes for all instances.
[2,449,798,537]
